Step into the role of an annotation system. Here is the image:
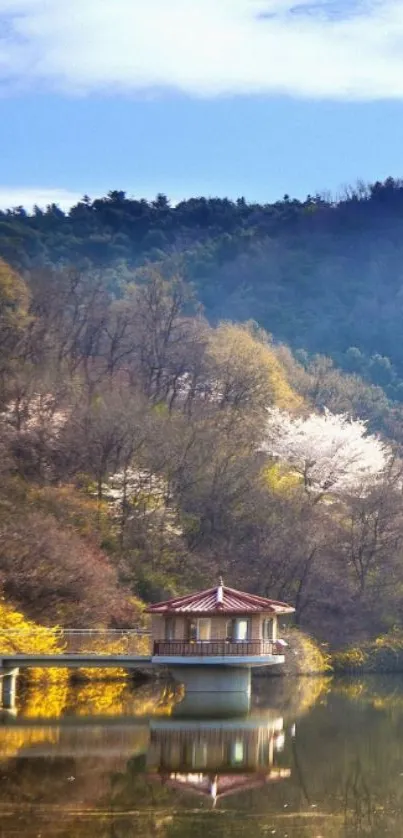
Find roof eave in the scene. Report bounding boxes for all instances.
[145,606,295,616]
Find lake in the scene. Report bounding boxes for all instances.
[0,673,402,837]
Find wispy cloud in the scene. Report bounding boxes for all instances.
[0,187,82,211]
[0,0,403,100]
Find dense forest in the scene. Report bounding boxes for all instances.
[3,177,403,404]
[2,178,403,648]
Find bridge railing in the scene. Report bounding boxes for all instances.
[0,629,151,656]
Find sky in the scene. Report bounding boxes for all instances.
[1,0,403,209]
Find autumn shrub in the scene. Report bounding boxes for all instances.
[332,630,403,673]
[270,627,332,676]
[0,599,70,714]
[0,598,63,655]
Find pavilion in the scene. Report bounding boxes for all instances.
[147,580,294,678]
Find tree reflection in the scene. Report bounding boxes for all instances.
[2,676,403,837]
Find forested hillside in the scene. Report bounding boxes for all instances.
[2,179,403,647]
[0,248,403,648]
[3,177,403,403]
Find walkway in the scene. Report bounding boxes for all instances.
[0,629,152,710]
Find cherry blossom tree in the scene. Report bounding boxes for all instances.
[262,407,392,497]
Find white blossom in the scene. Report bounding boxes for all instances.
[262,407,392,496]
[3,393,68,435]
[103,468,183,536]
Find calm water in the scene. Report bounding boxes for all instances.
[1,673,403,837]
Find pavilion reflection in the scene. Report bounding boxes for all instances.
[147,713,291,806]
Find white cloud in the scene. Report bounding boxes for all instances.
[0,0,403,100]
[0,187,82,211]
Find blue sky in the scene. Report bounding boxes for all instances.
[1,0,403,209]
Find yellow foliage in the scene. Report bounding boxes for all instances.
[332,647,368,670]
[73,679,129,715]
[283,627,332,674]
[0,598,64,655]
[0,599,70,718]
[0,726,59,760]
[333,680,367,701]
[332,630,403,673]
[263,462,301,495]
[334,679,403,712]
[74,632,150,680]
[0,682,179,761]
[0,259,30,332]
[295,676,331,714]
[298,633,332,673]
[69,680,179,717]
[21,674,69,719]
[207,323,302,412]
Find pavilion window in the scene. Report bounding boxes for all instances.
[234,618,250,641]
[229,740,245,765]
[197,618,211,641]
[226,618,250,641]
[187,618,211,641]
[226,617,251,643]
[165,617,176,641]
[262,619,274,641]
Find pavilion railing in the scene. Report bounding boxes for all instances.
[153,640,281,657]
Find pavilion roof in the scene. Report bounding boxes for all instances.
[154,770,291,802]
[146,582,294,615]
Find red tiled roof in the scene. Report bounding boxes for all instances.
[146,583,294,615]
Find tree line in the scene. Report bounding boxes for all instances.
[3,177,403,404]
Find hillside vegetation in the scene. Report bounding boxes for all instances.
[3,178,403,409]
[2,180,403,648]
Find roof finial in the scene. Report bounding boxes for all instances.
[219,576,224,587]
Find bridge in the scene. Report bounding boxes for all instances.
[0,629,152,710]
[0,621,283,712]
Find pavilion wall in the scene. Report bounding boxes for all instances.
[151,613,278,642]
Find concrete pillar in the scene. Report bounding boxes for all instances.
[173,689,251,718]
[168,665,252,716]
[169,664,251,694]
[0,668,19,711]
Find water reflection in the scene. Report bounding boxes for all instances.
[147,715,290,806]
[2,675,403,837]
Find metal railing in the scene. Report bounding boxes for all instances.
[153,640,280,657]
[0,629,151,656]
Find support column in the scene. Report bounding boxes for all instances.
[169,665,252,717]
[169,665,251,693]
